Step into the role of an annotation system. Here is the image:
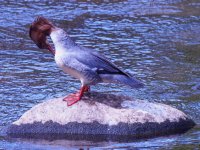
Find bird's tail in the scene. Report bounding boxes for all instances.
[111,74,144,88]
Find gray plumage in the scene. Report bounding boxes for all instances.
[51,28,144,88]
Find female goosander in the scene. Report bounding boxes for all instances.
[29,16,144,106]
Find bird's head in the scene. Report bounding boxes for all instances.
[29,16,55,55]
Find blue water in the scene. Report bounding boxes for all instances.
[0,0,200,149]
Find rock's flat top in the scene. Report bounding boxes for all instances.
[7,92,195,141]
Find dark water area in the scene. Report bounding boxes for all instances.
[0,0,200,149]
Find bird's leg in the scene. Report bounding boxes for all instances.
[84,86,90,92]
[63,85,90,106]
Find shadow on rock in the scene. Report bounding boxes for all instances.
[82,92,132,108]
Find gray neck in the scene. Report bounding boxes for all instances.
[50,28,76,52]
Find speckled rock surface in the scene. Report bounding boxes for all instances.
[7,92,195,140]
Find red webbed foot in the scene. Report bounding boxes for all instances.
[63,85,90,106]
[63,93,81,106]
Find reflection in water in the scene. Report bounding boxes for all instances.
[0,0,200,149]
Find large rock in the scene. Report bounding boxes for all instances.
[7,92,195,141]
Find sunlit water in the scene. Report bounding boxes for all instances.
[0,0,200,149]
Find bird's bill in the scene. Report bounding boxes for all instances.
[47,44,55,55]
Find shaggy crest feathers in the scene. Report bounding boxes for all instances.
[29,16,54,50]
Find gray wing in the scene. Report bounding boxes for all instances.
[62,49,143,88]
[73,50,129,77]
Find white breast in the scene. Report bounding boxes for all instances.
[55,54,82,80]
[50,28,85,83]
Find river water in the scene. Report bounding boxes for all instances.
[0,0,200,149]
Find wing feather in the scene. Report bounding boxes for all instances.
[73,50,129,76]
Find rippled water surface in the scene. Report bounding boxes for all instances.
[0,0,200,149]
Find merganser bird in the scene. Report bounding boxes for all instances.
[29,16,144,106]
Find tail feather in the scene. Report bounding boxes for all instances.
[101,74,144,88]
[114,75,144,88]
